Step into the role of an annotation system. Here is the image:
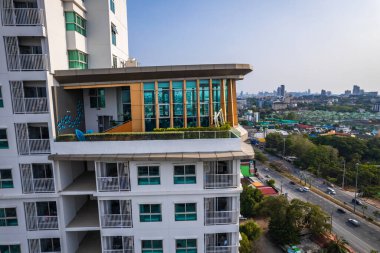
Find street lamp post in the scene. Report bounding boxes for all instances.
[342,158,346,189]
[353,163,359,213]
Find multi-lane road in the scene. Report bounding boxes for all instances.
[256,162,380,253]
[264,153,380,218]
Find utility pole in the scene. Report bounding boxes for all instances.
[342,158,346,189]
[330,212,333,233]
[354,163,359,213]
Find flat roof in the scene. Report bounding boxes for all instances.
[54,63,253,86]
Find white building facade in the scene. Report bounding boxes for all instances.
[0,0,254,252]
[1,0,129,252]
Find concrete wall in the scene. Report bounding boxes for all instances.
[52,86,85,135]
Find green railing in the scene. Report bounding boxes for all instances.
[56,130,239,142]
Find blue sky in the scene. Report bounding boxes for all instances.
[127,0,380,94]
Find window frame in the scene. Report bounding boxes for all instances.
[89,88,105,108]
[0,207,18,227]
[0,86,3,108]
[174,203,197,221]
[110,0,115,13]
[176,239,197,253]
[173,165,196,184]
[65,11,87,36]
[0,245,21,253]
[0,169,14,188]
[141,240,163,253]
[68,50,88,69]
[111,23,117,46]
[139,204,162,222]
[137,166,160,185]
[0,129,9,149]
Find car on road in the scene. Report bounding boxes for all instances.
[264,168,269,172]
[265,175,271,178]
[297,187,304,192]
[352,198,363,205]
[289,181,296,185]
[348,218,360,227]
[337,208,346,214]
[327,187,336,195]
[303,187,310,192]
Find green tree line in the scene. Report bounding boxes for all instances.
[265,133,380,199]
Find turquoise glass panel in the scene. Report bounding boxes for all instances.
[212,79,221,86]
[149,177,161,185]
[145,119,156,132]
[175,214,186,221]
[199,79,209,87]
[0,141,9,149]
[186,213,197,220]
[186,204,196,212]
[138,178,149,185]
[172,81,183,89]
[144,83,155,90]
[173,118,183,128]
[174,177,185,184]
[186,80,196,89]
[158,82,169,88]
[173,90,183,103]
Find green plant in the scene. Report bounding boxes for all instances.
[240,220,262,241]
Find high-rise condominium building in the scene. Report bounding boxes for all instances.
[0,1,254,253]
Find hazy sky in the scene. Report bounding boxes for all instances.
[128,0,380,94]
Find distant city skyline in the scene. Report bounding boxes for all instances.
[128,0,380,93]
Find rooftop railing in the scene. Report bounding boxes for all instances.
[56,130,239,142]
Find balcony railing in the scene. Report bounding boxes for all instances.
[205,245,238,253]
[7,54,47,71]
[97,176,130,192]
[204,174,238,189]
[101,214,132,228]
[205,210,238,225]
[1,8,44,26]
[18,139,50,155]
[22,178,55,193]
[27,216,58,230]
[13,97,48,113]
[56,130,239,142]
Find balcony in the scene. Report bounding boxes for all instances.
[26,215,58,230]
[7,54,48,71]
[56,130,238,142]
[100,200,132,228]
[102,236,134,253]
[13,97,48,113]
[98,176,130,192]
[22,178,55,193]
[205,210,238,225]
[205,233,238,253]
[204,174,238,189]
[17,138,50,154]
[1,8,44,26]
[101,214,132,228]
[204,161,238,189]
[205,245,239,253]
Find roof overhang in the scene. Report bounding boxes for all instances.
[54,63,253,88]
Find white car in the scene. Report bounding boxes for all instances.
[297,187,304,192]
[348,218,360,227]
[303,187,310,192]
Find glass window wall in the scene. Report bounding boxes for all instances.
[144,83,156,131]
[186,80,197,127]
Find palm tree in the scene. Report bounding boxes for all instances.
[324,237,349,253]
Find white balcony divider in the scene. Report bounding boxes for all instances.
[204,174,237,189]
[101,214,133,228]
[7,54,47,71]
[205,210,238,225]
[1,8,44,26]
